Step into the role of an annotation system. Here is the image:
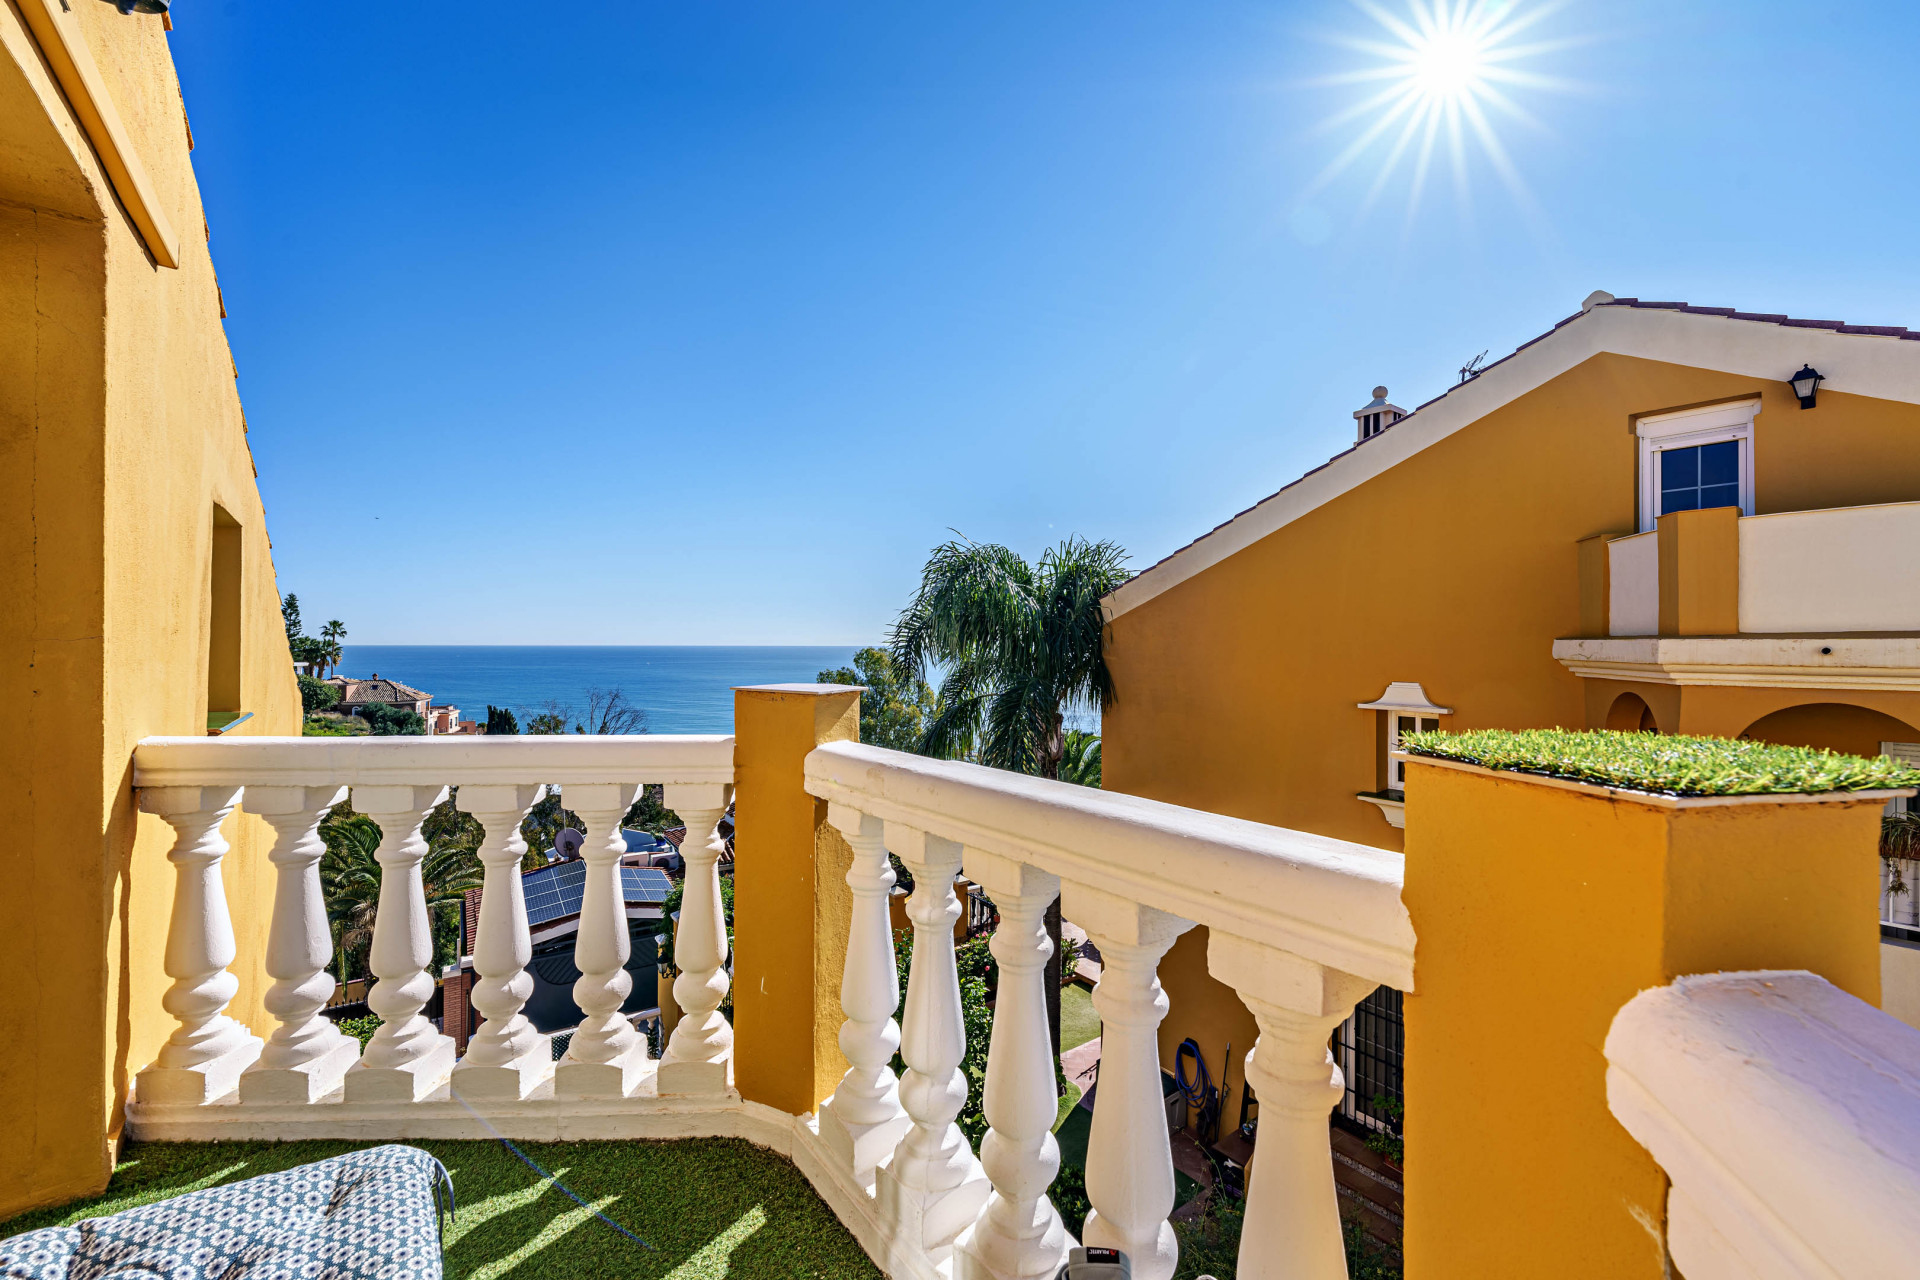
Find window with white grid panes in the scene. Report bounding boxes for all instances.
[1388,713,1440,796]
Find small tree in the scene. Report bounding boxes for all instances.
[485,704,519,736]
[817,647,937,752]
[320,620,347,677]
[281,593,302,642]
[578,686,647,734]
[298,674,341,714]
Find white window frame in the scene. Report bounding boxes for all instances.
[1635,399,1759,533]
[1359,681,1453,798]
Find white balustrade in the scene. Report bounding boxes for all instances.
[1064,884,1193,1280]
[124,731,1418,1280]
[877,824,990,1271]
[346,785,456,1102]
[557,782,651,1097]
[820,803,912,1180]
[240,785,357,1103]
[136,785,263,1104]
[955,850,1072,1280]
[450,783,550,1099]
[1607,970,1920,1280]
[657,784,734,1094]
[804,742,1415,1280]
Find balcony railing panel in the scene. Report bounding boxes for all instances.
[1609,530,1659,637]
[1739,500,1920,634]
[1606,970,1920,1280]
[805,741,1415,1280]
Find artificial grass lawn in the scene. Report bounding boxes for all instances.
[0,1138,881,1280]
[1402,727,1920,798]
[1059,983,1101,1052]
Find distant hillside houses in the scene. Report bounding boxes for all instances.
[324,674,478,734]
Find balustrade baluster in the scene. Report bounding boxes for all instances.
[657,784,735,1094]
[955,852,1071,1280]
[1208,931,1376,1280]
[820,803,911,1183]
[239,785,358,1103]
[557,782,651,1097]
[1062,884,1194,1280]
[136,786,263,1105]
[344,785,457,1102]
[878,824,990,1267]
[450,784,551,1099]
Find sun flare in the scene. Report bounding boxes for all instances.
[1302,0,1575,227]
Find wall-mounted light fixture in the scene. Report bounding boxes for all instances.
[101,0,169,14]
[1789,364,1823,410]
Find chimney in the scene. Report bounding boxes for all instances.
[1353,386,1407,444]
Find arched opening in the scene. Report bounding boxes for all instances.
[1606,692,1659,733]
[1739,703,1920,758]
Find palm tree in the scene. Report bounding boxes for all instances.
[891,535,1128,777]
[320,620,347,677]
[1059,730,1102,788]
[891,534,1129,1057]
[321,806,484,988]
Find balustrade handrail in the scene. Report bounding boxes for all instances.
[1606,970,1920,1279]
[804,740,1415,990]
[132,733,736,789]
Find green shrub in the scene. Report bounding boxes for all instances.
[1401,727,1920,798]
[335,1015,379,1047]
[1050,1163,1091,1238]
[298,674,340,714]
[360,703,427,736]
[302,713,367,737]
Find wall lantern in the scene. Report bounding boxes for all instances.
[102,0,168,13]
[1789,364,1823,409]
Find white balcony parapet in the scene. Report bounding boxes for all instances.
[804,741,1415,1280]
[1609,529,1659,637]
[1740,500,1920,634]
[1606,970,1920,1280]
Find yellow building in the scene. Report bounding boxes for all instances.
[1,0,298,1218]
[1099,292,1920,1136]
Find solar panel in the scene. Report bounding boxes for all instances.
[620,865,671,906]
[518,860,672,928]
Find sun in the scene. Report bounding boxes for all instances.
[1300,0,1576,226]
[1409,29,1486,98]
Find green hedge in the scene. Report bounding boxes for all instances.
[1400,728,1920,798]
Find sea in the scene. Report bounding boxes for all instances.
[336,646,861,734]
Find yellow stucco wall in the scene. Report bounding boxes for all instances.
[1400,761,1882,1278]
[1099,348,1920,1173]
[0,4,298,1217]
[1105,353,1920,851]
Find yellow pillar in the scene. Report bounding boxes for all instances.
[1574,531,1613,638]
[1656,505,1740,636]
[730,683,861,1115]
[1401,758,1884,1279]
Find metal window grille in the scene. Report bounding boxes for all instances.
[1334,985,1403,1133]
[966,885,998,938]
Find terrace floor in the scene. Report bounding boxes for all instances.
[0,1137,882,1280]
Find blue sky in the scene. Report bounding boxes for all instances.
[175,1,1920,645]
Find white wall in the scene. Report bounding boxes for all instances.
[1608,532,1658,637]
[1740,501,1920,633]
[1883,939,1920,1031]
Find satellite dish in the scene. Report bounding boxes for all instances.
[554,828,585,861]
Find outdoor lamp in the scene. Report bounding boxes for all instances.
[1789,364,1823,409]
[102,0,168,13]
